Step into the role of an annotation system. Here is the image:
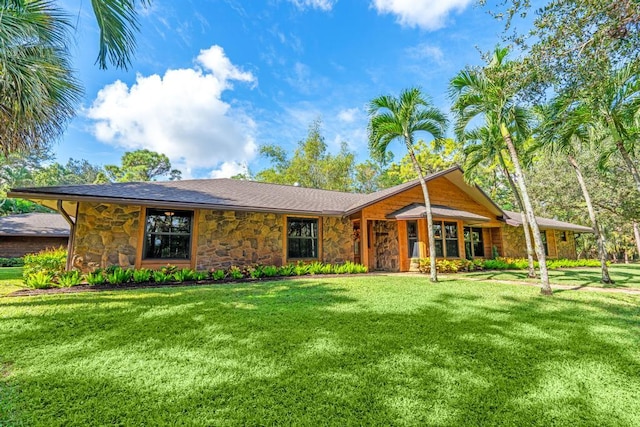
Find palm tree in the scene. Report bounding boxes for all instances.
[0,0,81,154]
[537,99,614,284]
[368,87,448,282]
[450,46,553,295]
[462,125,537,278]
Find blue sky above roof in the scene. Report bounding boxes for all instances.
[56,0,531,180]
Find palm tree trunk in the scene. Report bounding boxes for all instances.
[500,124,552,295]
[408,147,437,282]
[633,222,640,261]
[499,153,536,278]
[567,154,613,284]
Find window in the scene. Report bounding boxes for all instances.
[560,231,567,242]
[144,209,193,259]
[464,227,485,259]
[407,221,419,258]
[430,220,459,258]
[287,218,318,259]
[540,231,548,256]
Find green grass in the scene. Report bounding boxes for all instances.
[462,263,640,289]
[0,267,24,296]
[1,276,639,426]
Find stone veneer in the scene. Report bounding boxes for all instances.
[554,230,577,259]
[501,224,578,259]
[373,220,399,271]
[321,216,353,265]
[72,202,140,271]
[196,210,284,270]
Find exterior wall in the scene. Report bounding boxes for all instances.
[555,230,577,259]
[321,216,353,265]
[373,220,399,271]
[502,225,577,259]
[72,202,141,271]
[196,210,284,270]
[0,236,68,258]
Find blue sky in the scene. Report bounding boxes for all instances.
[57,0,529,179]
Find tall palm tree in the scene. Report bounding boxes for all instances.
[450,46,553,295]
[537,99,614,284]
[368,87,448,282]
[462,125,537,278]
[0,0,81,154]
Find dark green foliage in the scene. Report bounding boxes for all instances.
[106,267,132,285]
[0,257,23,267]
[194,271,209,281]
[173,268,196,283]
[211,269,226,281]
[262,265,279,277]
[152,270,171,283]
[85,271,107,286]
[22,247,67,281]
[132,268,152,283]
[228,266,244,280]
[419,257,602,274]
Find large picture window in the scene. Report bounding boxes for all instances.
[464,227,484,259]
[144,209,193,259]
[287,218,318,259]
[431,220,459,258]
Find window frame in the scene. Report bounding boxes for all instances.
[286,216,320,261]
[431,220,460,259]
[142,208,194,261]
[463,226,485,259]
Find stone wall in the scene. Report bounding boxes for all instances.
[196,210,284,270]
[321,216,353,265]
[502,225,528,258]
[374,220,399,271]
[0,236,68,258]
[72,202,140,271]
[555,230,577,259]
[501,225,579,259]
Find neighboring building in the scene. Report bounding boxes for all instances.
[0,213,70,258]
[8,166,591,272]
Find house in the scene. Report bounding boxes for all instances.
[0,213,70,258]
[8,166,592,272]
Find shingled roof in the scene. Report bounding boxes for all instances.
[0,213,69,237]
[503,210,593,233]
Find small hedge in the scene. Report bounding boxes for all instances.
[0,257,24,267]
[417,257,603,274]
[22,261,369,290]
[23,247,67,288]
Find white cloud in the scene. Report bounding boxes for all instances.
[406,43,446,64]
[337,107,360,123]
[288,0,336,11]
[209,161,248,178]
[87,45,257,175]
[371,0,473,30]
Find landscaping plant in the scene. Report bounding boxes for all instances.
[132,268,152,283]
[211,269,226,281]
[106,267,132,285]
[152,270,171,283]
[173,268,196,282]
[22,247,67,281]
[228,266,244,280]
[57,270,82,287]
[85,270,107,286]
[24,271,54,289]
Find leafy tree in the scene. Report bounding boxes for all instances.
[0,0,81,154]
[104,149,181,182]
[368,87,448,282]
[32,159,105,186]
[450,46,553,295]
[255,120,355,192]
[537,98,614,283]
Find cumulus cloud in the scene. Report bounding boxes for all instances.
[337,107,360,123]
[288,0,336,11]
[371,0,473,30]
[87,45,257,175]
[209,161,249,178]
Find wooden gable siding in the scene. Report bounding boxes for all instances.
[361,176,502,226]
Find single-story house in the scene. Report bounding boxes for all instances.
[0,213,70,258]
[8,166,592,272]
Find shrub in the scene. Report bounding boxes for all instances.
[57,270,82,287]
[106,267,132,285]
[228,266,244,280]
[342,261,367,274]
[161,264,178,276]
[152,270,171,283]
[24,271,54,289]
[262,265,279,277]
[0,257,24,267]
[308,262,325,275]
[132,268,152,283]
[248,265,265,279]
[211,269,226,280]
[173,268,196,282]
[194,271,209,281]
[294,262,310,276]
[85,270,107,286]
[23,247,67,280]
[278,264,296,276]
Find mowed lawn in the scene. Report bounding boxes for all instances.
[1,275,640,426]
[0,267,23,296]
[462,263,640,289]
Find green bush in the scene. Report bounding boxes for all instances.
[194,271,209,281]
[23,247,67,281]
[106,267,132,285]
[173,268,196,282]
[262,265,279,277]
[228,266,244,280]
[58,270,82,287]
[24,271,54,289]
[418,257,605,274]
[211,269,226,280]
[85,270,107,286]
[278,264,296,276]
[132,268,152,283]
[152,270,171,283]
[248,265,265,279]
[294,262,310,276]
[0,257,24,267]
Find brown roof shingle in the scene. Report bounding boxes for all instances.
[503,210,593,233]
[0,213,69,237]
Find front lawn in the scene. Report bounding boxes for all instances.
[1,276,639,425]
[462,263,640,289]
[0,267,23,296]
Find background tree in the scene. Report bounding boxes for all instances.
[255,120,355,192]
[450,46,553,295]
[368,87,448,282]
[104,149,181,182]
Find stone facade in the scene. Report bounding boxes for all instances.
[196,210,284,270]
[501,224,578,259]
[321,216,353,265]
[373,220,399,271]
[72,202,140,271]
[0,236,68,258]
[554,230,577,259]
[502,225,528,258]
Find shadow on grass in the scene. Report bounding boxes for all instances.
[1,279,639,425]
